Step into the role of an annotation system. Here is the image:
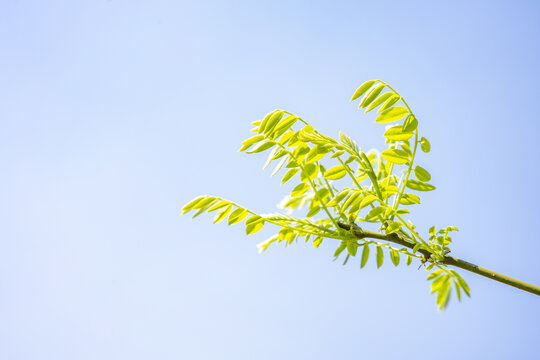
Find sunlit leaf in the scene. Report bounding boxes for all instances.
[385,221,402,234]
[376,245,383,268]
[366,206,385,219]
[313,237,323,248]
[382,149,409,164]
[291,183,310,197]
[351,80,377,101]
[360,84,385,108]
[365,92,394,113]
[376,106,408,123]
[300,163,319,182]
[324,166,347,180]
[228,208,248,225]
[399,193,421,205]
[182,196,206,214]
[361,244,370,268]
[281,168,300,184]
[390,249,400,266]
[378,94,400,113]
[406,180,436,191]
[214,204,233,223]
[402,115,418,132]
[248,139,274,153]
[346,241,358,256]
[384,126,414,141]
[420,137,431,153]
[414,166,431,182]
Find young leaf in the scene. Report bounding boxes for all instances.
[390,249,400,266]
[214,204,233,223]
[300,163,319,182]
[414,166,431,182]
[366,206,385,220]
[228,208,249,225]
[406,180,436,191]
[385,221,402,234]
[324,166,347,180]
[248,139,274,153]
[360,244,370,268]
[402,115,418,132]
[346,241,358,256]
[334,241,347,259]
[383,126,414,141]
[246,221,264,235]
[382,149,409,164]
[376,106,408,123]
[281,168,300,184]
[378,94,400,113]
[291,183,310,197]
[351,80,377,101]
[427,270,443,280]
[182,196,206,214]
[399,193,421,205]
[313,237,323,248]
[239,134,265,152]
[420,137,431,153]
[360,84,385,108]
[365,92,394,113]
[376,245,383,268]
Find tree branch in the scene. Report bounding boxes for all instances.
[337,221,540,296]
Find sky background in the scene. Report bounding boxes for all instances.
[1,0,540,359]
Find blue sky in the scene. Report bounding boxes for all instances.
[1,1,539,359]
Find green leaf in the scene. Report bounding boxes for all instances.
[313,237,323,248]
[437,281,451,310]
[257,111,275,134]
[365,206,385,220]
[207,200,230,212]
[291,183,310,197]
[420,137,431,153]
[246,221,264,235]
[359,194,377,209]
[331,150,346,158]
[414,166,431,182]
[383,126,414,141]
[324,166,347,180]
[300,163,319,182]
[381,149,409,164]
[406,255,412,266]
[351,80,377,101]
[214,204,233,223]
[360,244,369,268]
[192,196,216,210]
[360,84,385,108]
[406,180,436,191]
[305,145,328,163]
[390,249,400,266]
[402,115,418,132]
[239,134,265,152]
[431,274,449,293]
[427,270,443,280]
[248,139,274,153]
[385,221,402,234]
[376,106,409,123]
[450,270,471,297]
[274,115,298,134]
[328,189,351,207]
[376,245,383,268]
[378,94,400,113]
[306,206,321,217]
[455,281,462,301]
[399,193,421,205]
[281,168,300,184]
[263,110,285,134]
[334,241,347,258]
[182,196,206,214]
[365,92,394,113]
[346,241,358,256]
[228,208,249,225]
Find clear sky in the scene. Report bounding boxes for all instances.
[1,0,539,359]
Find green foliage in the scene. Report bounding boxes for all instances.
[182,79,470,310]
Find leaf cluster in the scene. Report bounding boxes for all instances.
[182,80,470,310]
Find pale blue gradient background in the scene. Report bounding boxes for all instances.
[1,1,539,359]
